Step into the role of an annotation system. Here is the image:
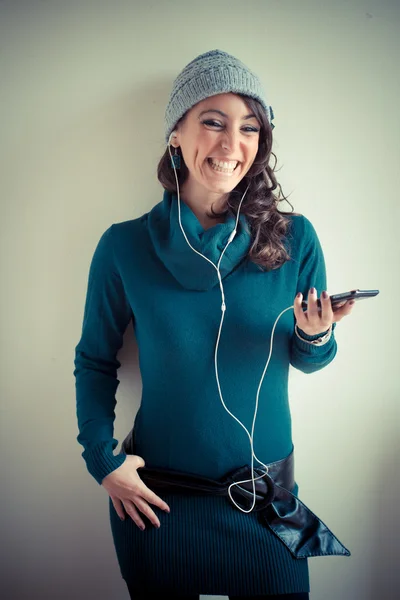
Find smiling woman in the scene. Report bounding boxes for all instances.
[74,48,348,600]
[201,106,260,176]
[157,87,300,271]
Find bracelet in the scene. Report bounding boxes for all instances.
[295,323,333,346]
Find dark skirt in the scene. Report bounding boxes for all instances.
[108,488,310,596]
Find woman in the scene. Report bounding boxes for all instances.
[74,49,355,599]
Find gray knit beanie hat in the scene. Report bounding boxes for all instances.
[164,49,274,144]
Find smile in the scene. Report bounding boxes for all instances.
[207,158,239,175]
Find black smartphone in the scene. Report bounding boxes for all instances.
[301,289,380,312]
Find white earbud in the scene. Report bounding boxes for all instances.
[169,130,177,146]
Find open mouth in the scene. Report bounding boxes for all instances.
[207,158,239,174]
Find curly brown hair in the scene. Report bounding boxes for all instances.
[157,94,300,272]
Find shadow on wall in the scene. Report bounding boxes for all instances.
[115,320,142,451]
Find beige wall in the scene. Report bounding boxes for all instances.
[1,1,398,599]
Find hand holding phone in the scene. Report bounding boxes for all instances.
[301,289,379,312]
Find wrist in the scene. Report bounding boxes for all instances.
[295,323,333,346]
[296,325,331,340]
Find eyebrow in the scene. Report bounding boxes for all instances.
[198,109,258,121]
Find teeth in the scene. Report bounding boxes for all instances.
[209,158,238,169]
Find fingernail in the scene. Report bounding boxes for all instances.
[322,291,328,299]
[310,287,315,294]
[119,517,125,521]
[139,525,145,531]
[348,300,355,306]
[296,292,302,298]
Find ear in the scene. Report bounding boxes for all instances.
[169,129,180,148]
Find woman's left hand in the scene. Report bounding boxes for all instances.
[294,287,356,336]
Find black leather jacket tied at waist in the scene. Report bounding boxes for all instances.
[119,429,351,560]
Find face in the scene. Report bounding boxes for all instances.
[171,93,260,202]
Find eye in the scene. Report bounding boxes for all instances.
[202,120,259,133]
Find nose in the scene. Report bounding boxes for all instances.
[221,128,240,155]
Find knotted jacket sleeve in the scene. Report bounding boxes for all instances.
[73,225,132,484]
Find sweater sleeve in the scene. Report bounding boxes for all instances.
[73,225,132,485]
[289,216,338,374]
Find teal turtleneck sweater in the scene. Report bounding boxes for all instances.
[73,188,338,596]
[74,188,337,485]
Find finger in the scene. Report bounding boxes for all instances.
[122,499,147,530]
[294,292,306,325]
[111,496,126,521]
[134,455,145,469]
[139,483,171,513]
[307,287,319,319]
[332,301,347,313]
[133,466,171,512]
[332,299,356,321]
[306,288,332,333]
[320,290,333,320]
[342,299,356,314]
[133,497,162,529]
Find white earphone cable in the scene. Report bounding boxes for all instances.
[168,135,295,512]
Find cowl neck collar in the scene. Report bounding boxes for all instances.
[147,189,252,291]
